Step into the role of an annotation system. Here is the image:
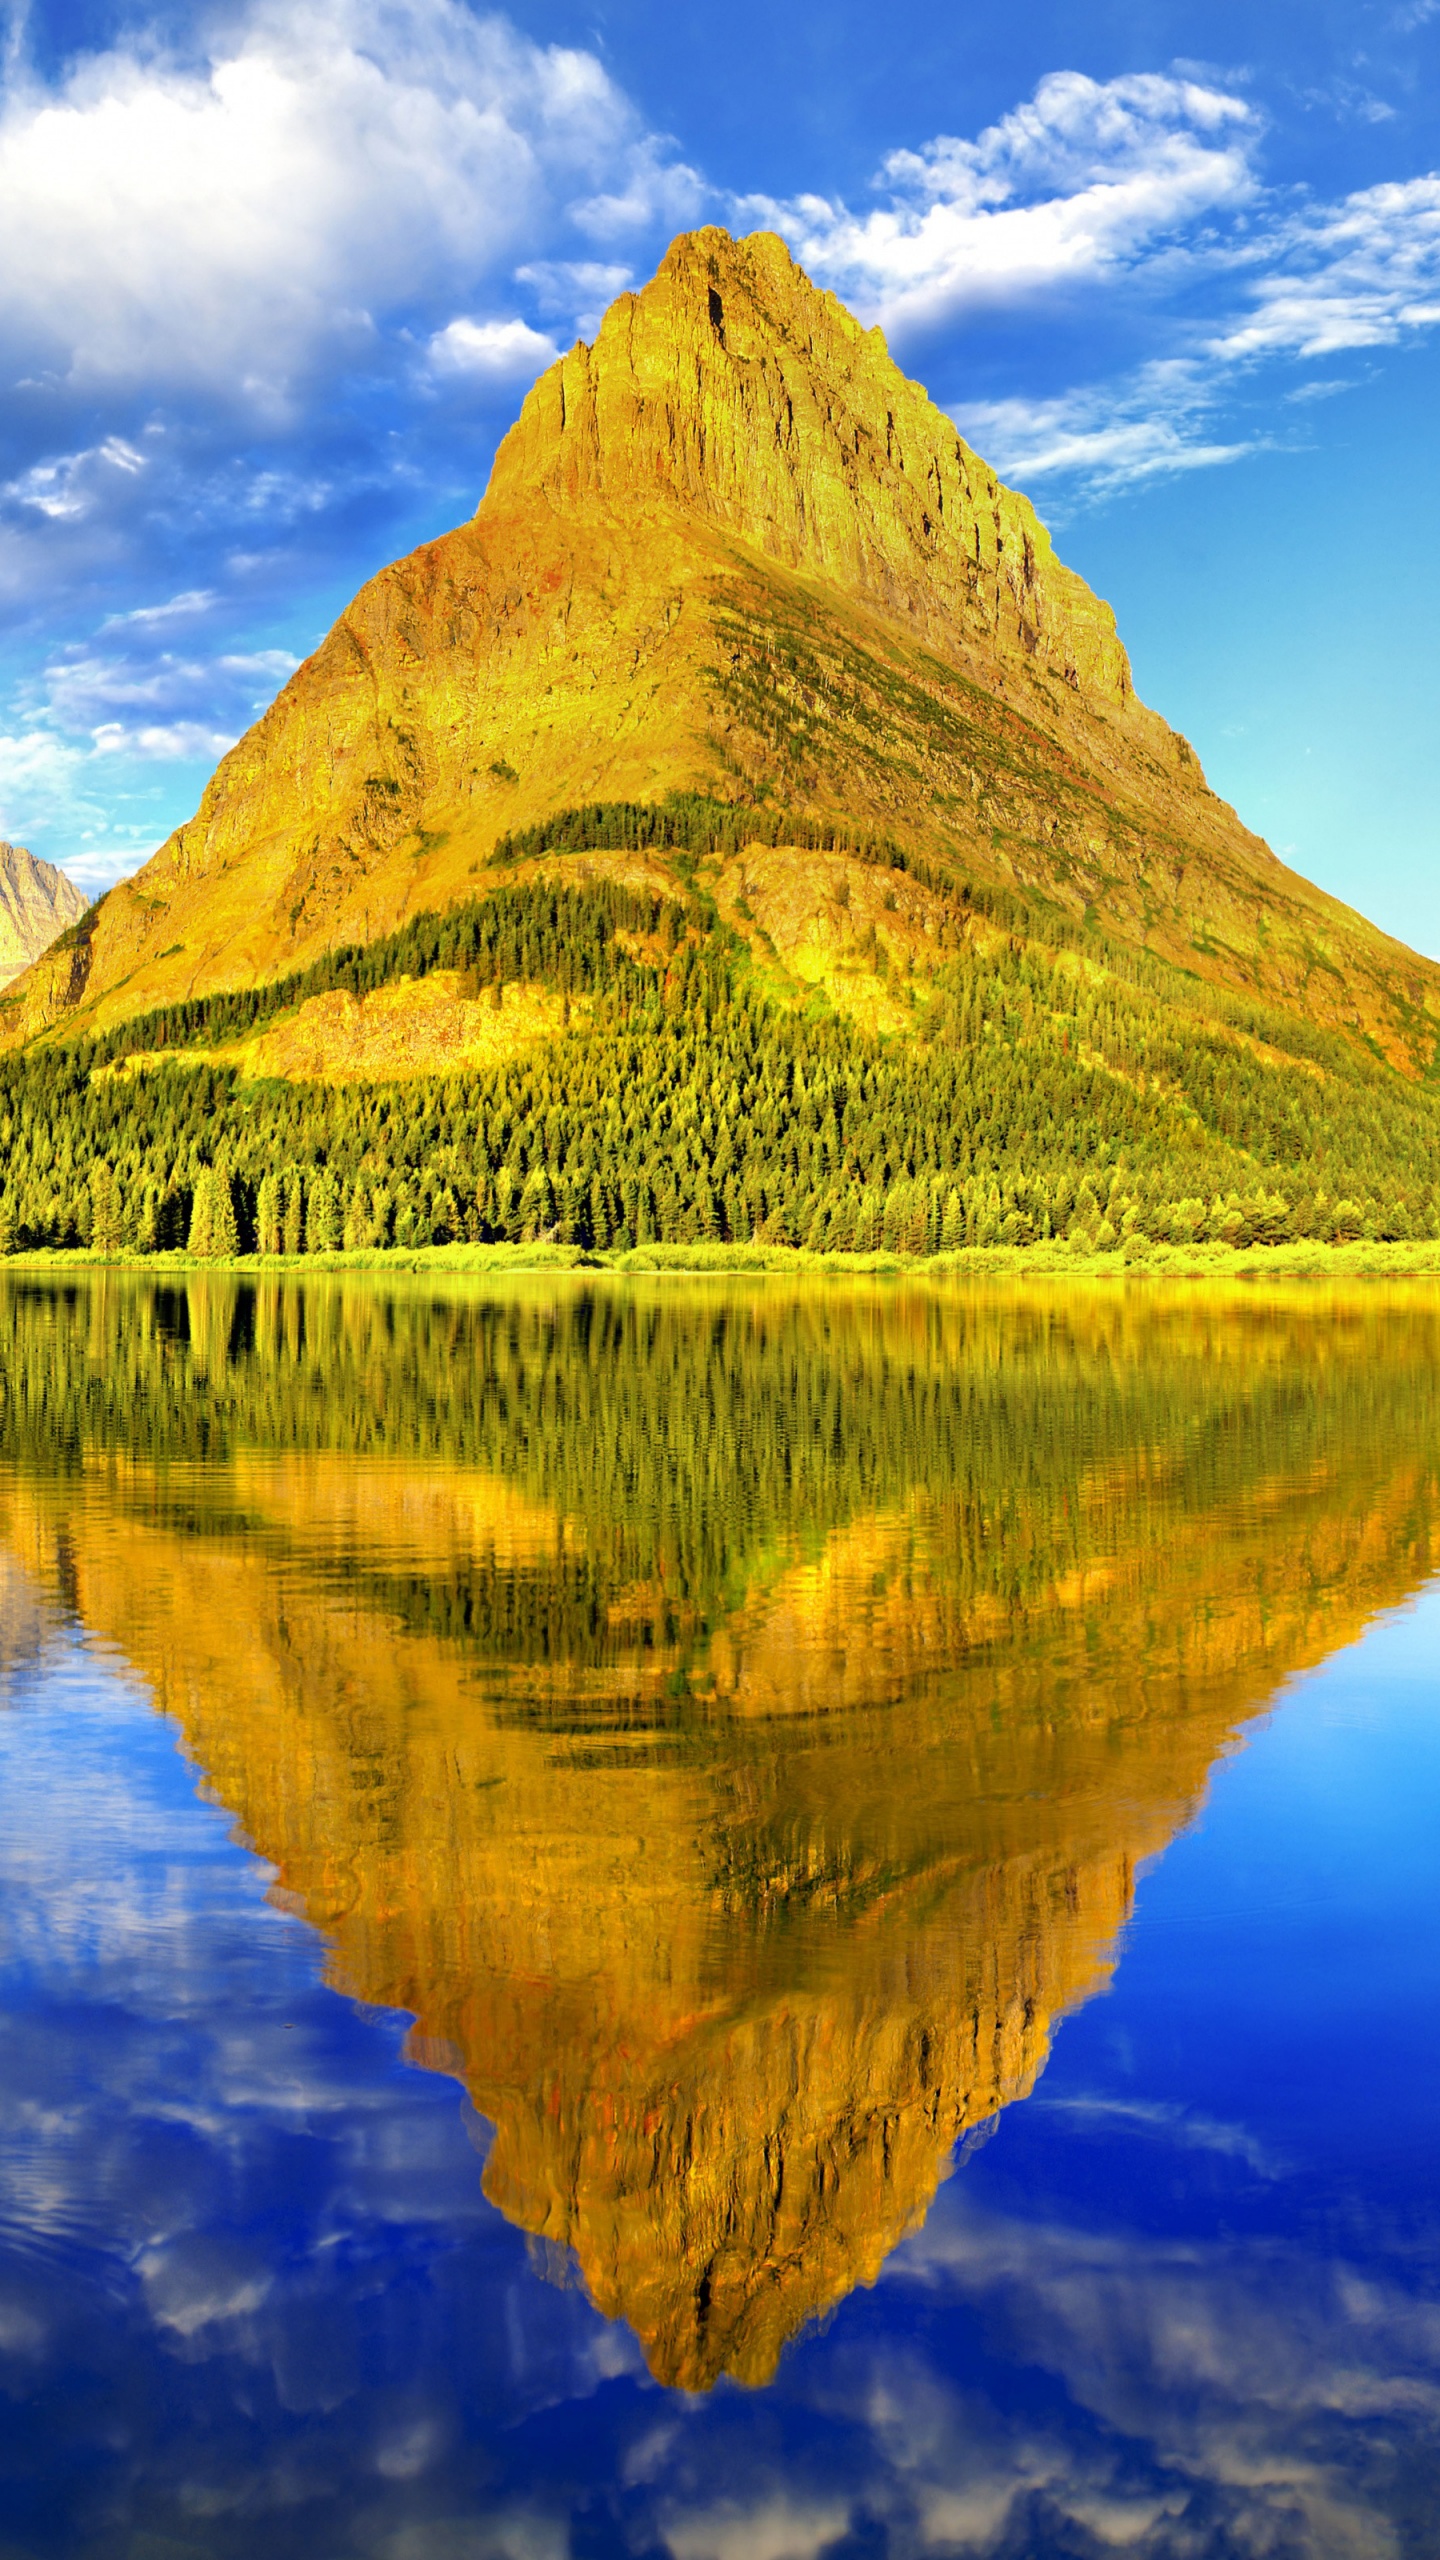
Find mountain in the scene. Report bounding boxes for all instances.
[4,1276,1439,2385]
[3,229,1440,1263]
[0,841,86,992]
[4,226,1438,1071]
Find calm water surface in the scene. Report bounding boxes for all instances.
[2,1273,1440,2558]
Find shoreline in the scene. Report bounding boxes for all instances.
[7,1236,1440,1281]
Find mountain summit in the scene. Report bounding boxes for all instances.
[3,226,1437,1071]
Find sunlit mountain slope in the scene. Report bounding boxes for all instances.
[4,228,1438,1079]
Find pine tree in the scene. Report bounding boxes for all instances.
[308,1168,341,1252]
[190,1167,239,1258]
[210,1172,240,1258]
[257,1172,282,1256]
[188,1168,215,1257]
[89,1161,119,1256]
[282,1169,305,1255]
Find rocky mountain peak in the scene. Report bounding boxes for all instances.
[0,842,87,992]
[494,226,1138,716]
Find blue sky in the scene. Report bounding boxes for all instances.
[1,1,1438,953]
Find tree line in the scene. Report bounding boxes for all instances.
[3,856,1439,1261]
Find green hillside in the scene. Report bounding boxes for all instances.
[3,801,1439,1260]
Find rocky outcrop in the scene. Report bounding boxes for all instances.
[3,232,1437,1069]
[0,841,86,991]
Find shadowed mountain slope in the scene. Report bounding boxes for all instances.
[4,228,1438,1075]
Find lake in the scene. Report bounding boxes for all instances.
[2,1271,1439,2559]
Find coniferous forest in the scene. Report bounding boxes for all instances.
[5,801,1440,1261]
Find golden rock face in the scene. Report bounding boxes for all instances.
[7,230,1439,1067]
[5,1275,1440,2389]
[494,228,1138,712]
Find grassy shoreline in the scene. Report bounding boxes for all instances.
[9,1236,1440,1281]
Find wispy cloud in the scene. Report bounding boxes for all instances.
[741,72,1259,339]
[1032,2091,1284,2177]
[738,69,1440,502]
[0,634,302,877]
[103,590,218,630]
[955,365,1255,496]
[1216,173,1440,356]
[35,642,298,734]
[3,439,147,523]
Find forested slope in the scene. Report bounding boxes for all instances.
[5,803,1439,1257]
[4,231,1438,1255]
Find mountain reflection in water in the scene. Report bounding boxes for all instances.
[2,1273,1439,2398]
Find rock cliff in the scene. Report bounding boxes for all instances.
[0,841,86,991]
[4,230,1437,1069]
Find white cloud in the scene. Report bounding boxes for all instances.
[956,365,1255,498]
[0,0,686,408]
[1033,2092,1284,2177]
[0,629,301,877]
[0,724,152,875]
[218,648,301,683]
[734,69,1440,508]
[663,2497,852,2560]
[744,71,1259,339]
[1216,173,1440,357]
[105,589,218,628]
[38,644,294,731]
[90,719,239,761]
[570,133,707,242]
[426,315,561,383]
[2,438,146,521]
[516,258,633,314]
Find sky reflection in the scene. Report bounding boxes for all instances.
[3,1284,1440,2555]
[2,1590,1439,2554]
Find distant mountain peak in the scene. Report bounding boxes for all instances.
[0,842,87,993]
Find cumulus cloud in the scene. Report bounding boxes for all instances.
[5,25,1440,872]
[516,259,633,314]
[426,315,562,383]
[0,0,678,408]
[571,131,707,242]
[743,71,1259,338]
[0,0,710,871]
